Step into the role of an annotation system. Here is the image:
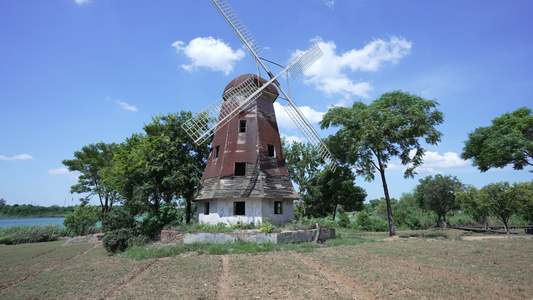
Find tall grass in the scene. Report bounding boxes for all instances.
[0,225,69,245]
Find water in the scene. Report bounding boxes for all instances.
[0,217,65,228]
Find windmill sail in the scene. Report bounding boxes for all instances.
[211,0,263,57]
[283,102,336,172]
[208,0,337,171]
[183,45,326,144]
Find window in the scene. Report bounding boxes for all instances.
[204,202,210,215]
[239,120,247,133]
[234,162,246,176]
[213,146,220,158]
[234,201,245,215]
[267,144,275,157]
[274,201,283,214]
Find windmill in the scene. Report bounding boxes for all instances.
[183,0,336,225]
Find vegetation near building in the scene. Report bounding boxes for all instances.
[321,90,444,236]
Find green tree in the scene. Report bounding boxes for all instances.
[482,181,518,233]
[414,174,463,228]
[282,140,322,217]
[321,90,444,236]
[107,112,210,224]
[305,165,366,219]
[457,185,491,229]
[461,107,533,172]
[62,142,119,215]
[511,180,533,224]
[63,205,101,236]
[0,198,5,206]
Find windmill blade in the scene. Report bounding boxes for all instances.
[283,101,337,172]
[183,44,327,145]
[286,43,323,79]
[211,0,263,57]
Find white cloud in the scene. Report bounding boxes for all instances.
[74,0,90,5]
[322,0,334,9]
[0,154,33,161]
[300,36,412,98]
[172,37,245,76]
[280,133,305,144]
[273,102,325,130]
[48,167,79,179]
[389,150,470,174]
[117,100,137,112]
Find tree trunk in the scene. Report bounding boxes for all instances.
[185,197,192,224]
[332,204,338,220]
[503,219,509,234]
[378,167,396,236]
[313,223,322,243]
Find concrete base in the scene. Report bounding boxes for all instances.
[180,228,335,244]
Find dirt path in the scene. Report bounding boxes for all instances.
[0,243,100,289]
[290,251,375,300]
[216,255,235,299]
[102,259,157,299]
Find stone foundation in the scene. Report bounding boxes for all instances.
[160,228,335,244]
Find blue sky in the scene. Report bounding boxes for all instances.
[1,0,532,207]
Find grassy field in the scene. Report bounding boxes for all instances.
[1,230,532,299]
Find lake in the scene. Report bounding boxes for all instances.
[0,217,65,228]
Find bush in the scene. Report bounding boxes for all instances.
[337,209,350,228]
[103,228,137,253]
[142,202,182,238]
[102,206,137,233]
[0,235,13,245]
[64,205,101,236]
[259,219,275,233]
[355,211,388,232]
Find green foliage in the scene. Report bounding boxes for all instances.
[482,181,519,232]
[461,107,533,172]
[63,205,101,236]
[337,207,350,228]
[101,206,137,233]
[103,228,137,253]
[513,180,533,223]
[355,211,388,232]
[304,165,366,219]
[414,174,463,227]
[457,185,491,227]
[141,202,182,237]
[62,142,119,214]
[107,112,210,224]
[0,204,75,218]
[321,90,444,236]
[0,225,68,244]
[259,219,276,233]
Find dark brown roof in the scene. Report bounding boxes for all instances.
[223,74,279,99]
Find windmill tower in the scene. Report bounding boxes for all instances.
[183,0,336,225]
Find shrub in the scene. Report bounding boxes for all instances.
[103,228,137,253]
[355,211,388,232]
[0,235,13,245]
[259,219,275,233]
[337,209,351,228]
[142,202,182,238]
[64,205,101,236]
[102,206,137,233]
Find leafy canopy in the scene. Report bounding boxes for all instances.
[461,107,533,172]
[321,90,444,180]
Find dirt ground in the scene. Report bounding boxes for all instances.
[1,235,532,299]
